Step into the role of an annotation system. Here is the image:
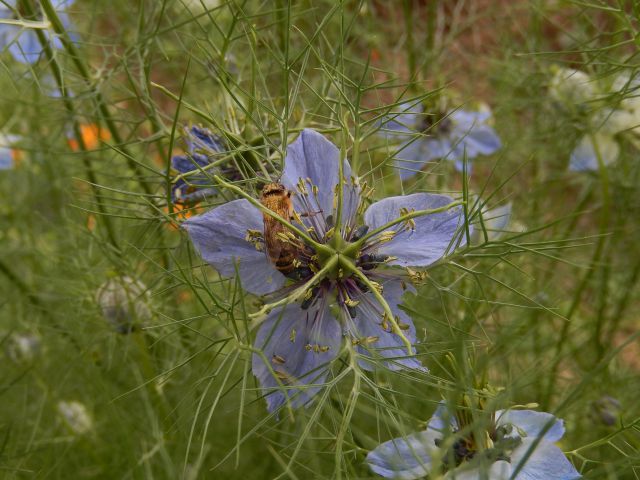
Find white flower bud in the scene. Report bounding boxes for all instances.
[96,276,151,333]
[57,401,93,435]
[549,67,596,105]
[5,333,41,364]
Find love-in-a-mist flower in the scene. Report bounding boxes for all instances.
[95,276,151,334]
[549,67,640,171]
[380,101,501,179]
[184,129,466,412]
[67,124,110,151]
[367,404,581,480]
[171,126,230,204]
[0,133,22,169]
[0,1,75,64]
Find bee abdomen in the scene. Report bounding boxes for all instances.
[273,252,295,273]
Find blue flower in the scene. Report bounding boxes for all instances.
[184,129,467,412]
[550,68,640,172]
[366,404,581,480]
[0,0,75,64]
[380,102,502,179]
[95,276,151,334]
[171,126,228,204]
[0,133,21,170]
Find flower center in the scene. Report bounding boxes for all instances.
[434,424,522,471]
[420,110,452,136]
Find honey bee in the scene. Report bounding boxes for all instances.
[260,182,297,275]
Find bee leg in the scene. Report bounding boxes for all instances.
[351,225,369,241]
[355,278,369,293]
[324,214,334,228]
[299,210,323,218]
[285,265,312,281]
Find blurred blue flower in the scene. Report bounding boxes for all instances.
[96,276,151,334]
[550,68,640,171]
[367,404,581,480]
[380,102,502,179]
[590,396,621,427]
[184,129,466,411]
[0,133,22,169]
[171,126,227,204]
[0,0,75,64]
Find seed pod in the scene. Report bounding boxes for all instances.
[57,400,93,435]
[5,333,41,364]
[95,276,151,334]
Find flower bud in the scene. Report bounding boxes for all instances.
[57,401,93,435]
[5,333,41,364]
[549,66,596,106]
[95,276,151,334]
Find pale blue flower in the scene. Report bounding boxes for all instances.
[0,133,21,169]
[171,126,227,204]
[380,102,502,179]
[184,129,467,411]
[96,276,151,334]
[367,404,581,480]
[0,0,75,64]
[550,68,640,171]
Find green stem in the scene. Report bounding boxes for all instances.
[249,255,339,322]
[0,260,80,350]
[542,133,611,408]
[24,0,119,249]
[40,0,153,198]
[344,200,465,255]
[343,258,414,355]
[402,0,416,88]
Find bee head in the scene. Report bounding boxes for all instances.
[261,182,292,198]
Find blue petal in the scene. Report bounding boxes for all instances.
[447,461,512,479]
[183,199,286,295]
[0,4,15,20]
[366,430,438,480]
[252,301,341,412]
[171,179,217,204]
[186,125,225,154]
[364,193,466,267]
[511,439,581,479]
[426,403,458,433]
[457,124,502,157]
[0,146,14,170]
[379,102,424,138]
[394,138,444,180]
[8,29,42,64]
[281,129,359,228]
[348,280,424,371]
[55,12,78,43]
[496,409,565,442]
[53,0,75,8]
[569,134,619,172]
[171,152,217,203]
[172,153,210,173]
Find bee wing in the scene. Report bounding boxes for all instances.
[265,216,292,260]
